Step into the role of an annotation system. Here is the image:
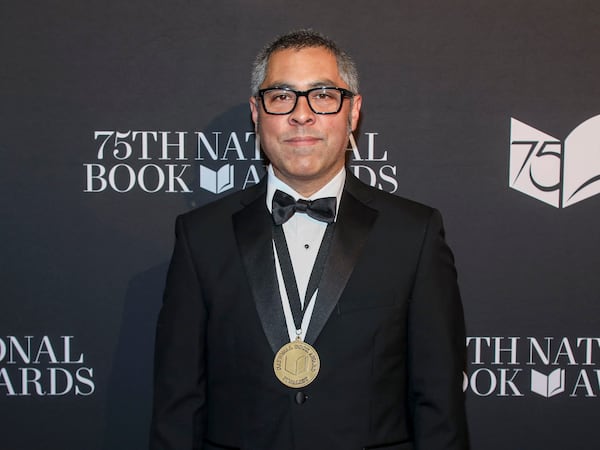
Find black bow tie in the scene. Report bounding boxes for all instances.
[272,189,336,225]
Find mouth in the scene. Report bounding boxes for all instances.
[284,136,322,146]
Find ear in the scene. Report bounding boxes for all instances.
[349,94,362,132]
[250,96,259,128]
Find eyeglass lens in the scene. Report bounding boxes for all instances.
[262,88,344,114]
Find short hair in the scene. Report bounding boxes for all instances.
[250,29,359,96]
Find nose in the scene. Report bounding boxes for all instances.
[288,95,315,126]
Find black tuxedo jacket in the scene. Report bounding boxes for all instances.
[150,173,469,450]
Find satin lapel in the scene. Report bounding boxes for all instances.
[232,182,288,354]
[304,174,378,345]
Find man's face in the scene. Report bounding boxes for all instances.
[250,47,362,196]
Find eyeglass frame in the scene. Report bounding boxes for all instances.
[256,86,355,115]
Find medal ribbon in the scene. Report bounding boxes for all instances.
[272,223,335,339]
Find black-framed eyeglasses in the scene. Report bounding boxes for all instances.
[257,86,355,115]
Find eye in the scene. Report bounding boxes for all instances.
[310,88,339,102]
[267,90,295,102]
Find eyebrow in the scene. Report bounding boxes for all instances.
[263,79,341,90]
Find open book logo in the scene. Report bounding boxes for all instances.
[199,164,234,194]
[509,115,600,208]
[283,354,309,376]
[530,368,565,398]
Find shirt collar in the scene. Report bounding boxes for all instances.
[266,165,346,219]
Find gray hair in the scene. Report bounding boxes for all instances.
[250,29,359,96]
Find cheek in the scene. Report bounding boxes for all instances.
[258,117,283,139]
[327,121,351,144]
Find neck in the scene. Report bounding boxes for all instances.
[272,168,345,198]
[289,181,329,198]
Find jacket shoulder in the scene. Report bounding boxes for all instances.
[346,173,437,224]
[179,180,266,227]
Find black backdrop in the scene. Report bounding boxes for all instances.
[2,1,600,449]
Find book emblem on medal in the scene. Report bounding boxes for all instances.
[273,339,320,388]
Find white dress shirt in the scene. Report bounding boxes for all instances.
[266,165,345,342]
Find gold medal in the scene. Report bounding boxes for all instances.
[273,338,320,388]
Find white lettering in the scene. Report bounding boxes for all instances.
[554,337,577,365]
[62,336,84,364]
[466,337,491,365]
[160,131,187,160]
[492,337,519,365]
[469,368,497,396]
[34,336,58,364]
[49,368,73,395]
[132,131,158,160]
[21,368,45,396]
[75,368,95,396]
[498,369,523,396]
[577,338,600,365]
[0,368,16,395]
[570,370,596,397]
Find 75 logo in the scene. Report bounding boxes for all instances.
[509,116,600,208]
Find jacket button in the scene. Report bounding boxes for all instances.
[295,392,307,405]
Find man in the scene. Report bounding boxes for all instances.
[150,30,469,450]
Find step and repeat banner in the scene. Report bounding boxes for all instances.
[2,1,599,449]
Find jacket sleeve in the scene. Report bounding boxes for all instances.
[149,214,207,450]
[407,209,470,450]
